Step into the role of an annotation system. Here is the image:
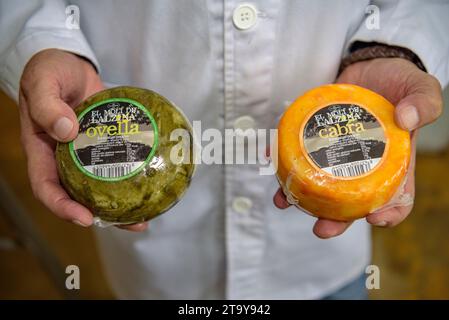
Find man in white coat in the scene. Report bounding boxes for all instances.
[0,0,448,299]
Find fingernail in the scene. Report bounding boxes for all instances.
[54,117,74,140]
[132,223,145,228]
[399,105,419,131]
[72,219,89,227]
[135,223,148,230]
[373,220,388,227]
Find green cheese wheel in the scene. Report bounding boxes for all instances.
[56,86,195,225]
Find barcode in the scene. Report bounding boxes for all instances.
[92,164,133,178]
[331,161,371,177]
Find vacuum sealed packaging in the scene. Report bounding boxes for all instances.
[276,84,412,221]
[56,86,195,226]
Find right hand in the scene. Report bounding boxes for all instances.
[19,49,147,231]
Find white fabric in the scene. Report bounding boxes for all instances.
[1,0,448,299]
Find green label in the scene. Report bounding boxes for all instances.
[69,98,158,181]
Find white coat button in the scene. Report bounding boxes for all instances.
[232,4,258,30]
[233,115,256,131]
[232,197,253,214]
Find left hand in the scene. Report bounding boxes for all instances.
[274,58,443,238]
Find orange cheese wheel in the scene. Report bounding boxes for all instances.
[276,84,411,221]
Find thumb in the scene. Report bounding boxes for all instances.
[20,79,79,142]
[395,75,443,131]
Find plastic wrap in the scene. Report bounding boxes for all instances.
[276,84,412,221]
[56,86,195,226]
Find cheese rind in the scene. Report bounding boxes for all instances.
[276,84,411,221]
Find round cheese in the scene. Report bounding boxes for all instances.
[56,86,195,226]
[276,84,411,221]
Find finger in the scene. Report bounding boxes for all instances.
[28,147,93,226]
[273,188,290,209]
[366,206,413,227]
[395,74,443,131]
[364,172,414,228]
[19,98,93,226]
[117,223,148,232]
[367,133,417,227]
[26,135,93,226]
[38,179,94,227]
[20,78,79,142]
[313,219,353,239]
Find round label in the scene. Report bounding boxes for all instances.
[302,104,386,178]
[69,98,158,181]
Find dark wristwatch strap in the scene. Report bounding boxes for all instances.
[339,42,426,75]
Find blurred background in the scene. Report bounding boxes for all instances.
[0,86,449,300]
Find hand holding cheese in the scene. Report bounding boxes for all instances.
[276,83,411,221]
[56,87,195,227]
[274,58,444,238]
[19,49,146,231]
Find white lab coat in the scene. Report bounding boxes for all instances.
[1,0,448,299]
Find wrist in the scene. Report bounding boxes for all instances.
[339,42,426,76]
